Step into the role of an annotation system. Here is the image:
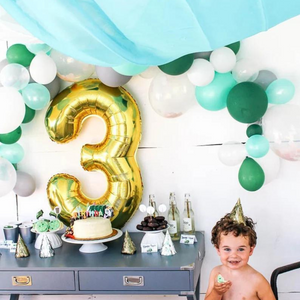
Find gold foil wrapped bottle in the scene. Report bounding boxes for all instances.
[121,231,136,255]
[167,192,180,241]
[15,234,30,258]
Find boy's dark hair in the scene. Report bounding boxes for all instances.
[211,213,257,248]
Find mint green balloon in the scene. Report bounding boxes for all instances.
[266,79,295,104]
[22,83,50,110]
[113,62,148,76]
[0,143,24,164]
[246,135,269,158]
[195,72,236,111]
[26,43,52,54]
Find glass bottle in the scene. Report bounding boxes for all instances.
[167,192,180,240]
[182,193,195,235]
[148,194,159,217]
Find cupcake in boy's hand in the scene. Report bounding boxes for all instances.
[217,274,227,283]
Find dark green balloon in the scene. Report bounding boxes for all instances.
[0,126,22,144]
[12,163,18,171]
[238,157,265,191]
[246,124,263,137]
[159,54,194,76]
[227,82,268,123]
[6,44,35,67]
[226,41,240,54]
[22,105,36,124]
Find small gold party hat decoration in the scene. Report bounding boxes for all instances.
[230,198,245,225]
[122,231,136,255]
[15,234,30,258]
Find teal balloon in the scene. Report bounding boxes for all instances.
[159,54,194,76]
[266,79,295,104]
[227,82,268,123]
[246,124,262,137]
[0,143,24,164]
[238,157,265,191]
[226,41,240,54]
[113,62,148,76]
[22,83,50,110]
[6,44,35,67]
[22,105,36,123]
[246,135,269,158]
[0,126,22,144]
[195,72,236,111]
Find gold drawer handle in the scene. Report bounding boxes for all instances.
[12,276,32,286]
[123,276,144,286]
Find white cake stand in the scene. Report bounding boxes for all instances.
[32,227,63,249]
[61,229,123,253]
[138,226,169,250]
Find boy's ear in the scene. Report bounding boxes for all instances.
[249,245,255,256]
[215,246,221,256]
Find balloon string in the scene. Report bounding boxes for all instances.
[15,194,19,222]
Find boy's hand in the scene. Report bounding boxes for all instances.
[213,274,232,295]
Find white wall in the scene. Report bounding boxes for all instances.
[1,15,300,300]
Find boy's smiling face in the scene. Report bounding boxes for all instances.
[217,232,255,270]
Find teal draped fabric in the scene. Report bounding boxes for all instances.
[0,0,300,66]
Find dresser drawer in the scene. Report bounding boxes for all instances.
[0,271,75,291]
[79,270,190,291]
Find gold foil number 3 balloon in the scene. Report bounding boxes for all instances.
[45,79,143,228]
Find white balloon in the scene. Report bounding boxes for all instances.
[158,204,167,213]
[0,87,25,134]
[139,204,147,213]
[30,52,57,84]
[232,58,259,83]
[0,157,17,197]
[218,142,247,166]
[50,49,94,82]
[263,104,300,161]
[210,47,236,73]
[147,206,155,215]
[139,66,159,79]
[149,73,196,118]
[0,63,29,90]
[13,171,36,197]
[255,150,281,185]
[187,59,215,86]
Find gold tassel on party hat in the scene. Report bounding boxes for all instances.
[229,198,246,225]
[15,234,30,258]
[121,231,136,255]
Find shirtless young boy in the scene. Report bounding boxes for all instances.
[205,214,276,300]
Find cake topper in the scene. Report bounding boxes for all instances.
[229,198,246,225]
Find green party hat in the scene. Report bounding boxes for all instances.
[230,198,245,225]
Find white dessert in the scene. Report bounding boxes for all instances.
[73,217,113,240]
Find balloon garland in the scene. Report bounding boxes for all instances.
[0,40,299,198]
